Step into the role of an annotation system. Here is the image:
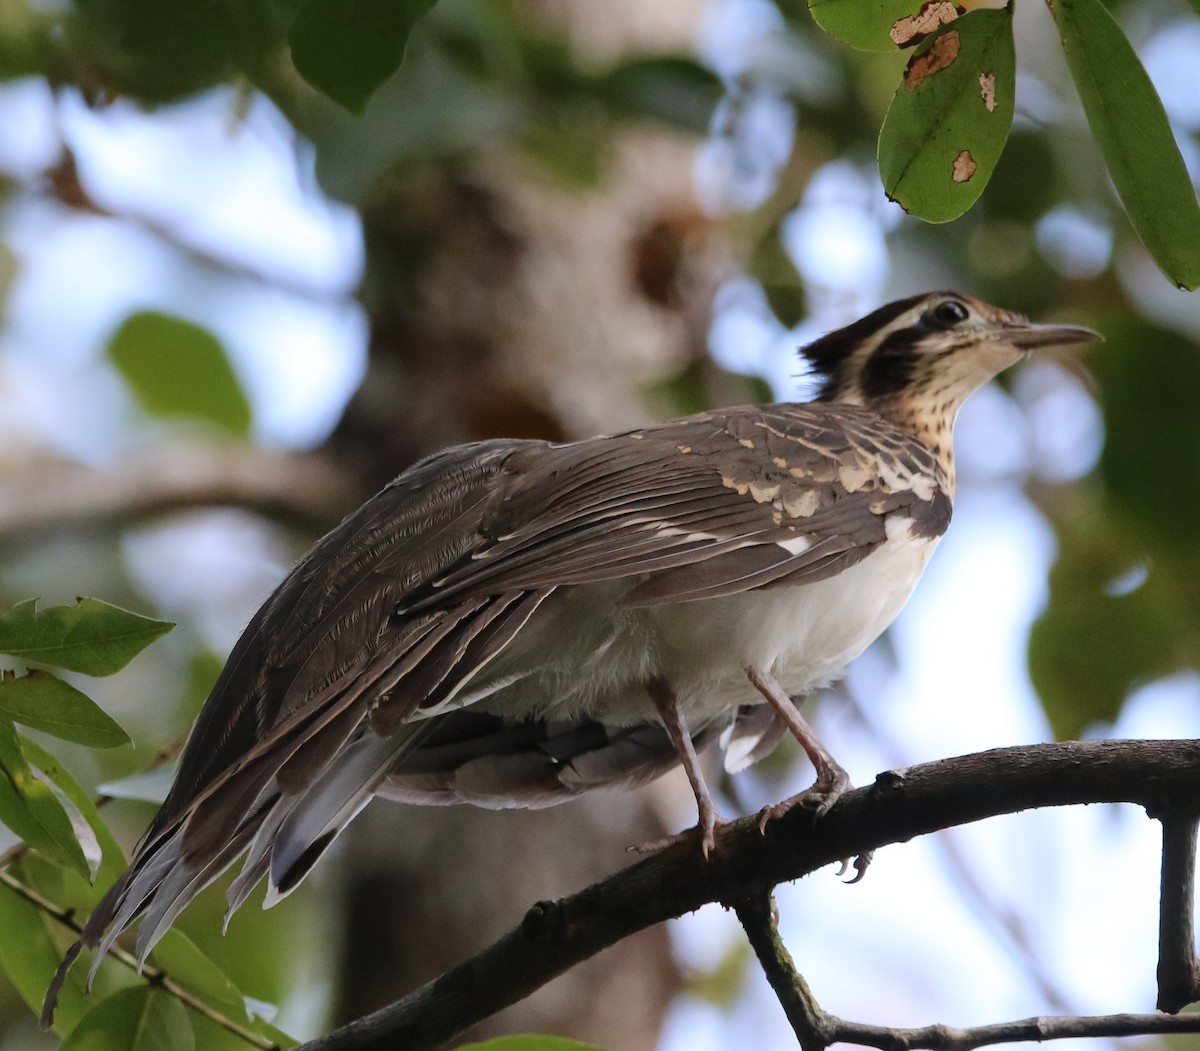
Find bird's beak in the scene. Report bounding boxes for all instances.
[1004,321,1103,351]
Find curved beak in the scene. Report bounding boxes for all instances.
[1005,321,1103,351]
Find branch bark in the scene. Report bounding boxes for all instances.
[0,448,354,541]
[736,886,1200,1051]
[298,738,1200,1051]
[1157,812,1200,1011]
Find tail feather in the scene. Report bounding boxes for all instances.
[134,824,259,966]
[268,728,412,893]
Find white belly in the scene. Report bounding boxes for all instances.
[464,530,939,726]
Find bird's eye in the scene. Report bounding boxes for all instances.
[930,298,970,328]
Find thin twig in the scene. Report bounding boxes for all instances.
[735,885,1200,1051]
[43,148,351,306]
[1156,812,1200,1012]
[0,734,270,1045]
[736,886,1200,1051]
[822,1012,1200,1050]
[0,869,277,1050]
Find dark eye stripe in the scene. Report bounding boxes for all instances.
[861,325,923,400]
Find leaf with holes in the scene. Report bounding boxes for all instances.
[878,8,1015,223]
[809,0,964,52]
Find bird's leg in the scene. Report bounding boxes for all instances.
[634,678,725,858]
[745,667,851,831]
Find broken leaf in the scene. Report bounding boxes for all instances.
[809,0,962,53]
[878,8,1015,223]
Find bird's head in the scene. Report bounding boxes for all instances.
[804,291,1099,427]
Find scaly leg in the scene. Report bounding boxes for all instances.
[639,678,725,858]
[745,667,851,831]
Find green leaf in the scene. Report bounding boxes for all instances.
[643,362,712,419]
[0,881,91,1034]
[60,986,194,1051]
[592,56,723,133]
[1029,510,1187,739]
[1049,0,1200,289]
[107,311,252,435]
[1095,320,1200,551]
[0,718,90,877]
[517,121,605,188]
[0,670,130,747]
[749,224,806,328]
[455,1039,608,1051]
[878,8,1016,223]
[150,930,248,1023]
[289,0,438,113]
[20,736,127,893]
[809,0,964,52]
[0,597,174,676]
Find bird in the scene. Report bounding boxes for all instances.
[43,290,1097,1021]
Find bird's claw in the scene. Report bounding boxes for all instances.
[757,766,852,833]
[629,812,725,859]
[834,851,873,883]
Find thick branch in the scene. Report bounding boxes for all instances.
[298,739,1200,1051]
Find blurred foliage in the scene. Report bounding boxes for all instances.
[57,986,191,1050]
[289,0,437,112]
[107,313,253,437]
[1031,319,1200,739]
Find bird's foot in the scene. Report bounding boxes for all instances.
[630,803,727,859]
[756,763,852,833]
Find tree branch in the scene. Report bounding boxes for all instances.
[298,739,1200,1051]
[1157,812,1200,1011]
[0,447,354,541]
[735,890,832,1051]
[736,885,1200,1051]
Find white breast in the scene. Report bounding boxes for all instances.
[648,523,939,719]
[467,520,940,726]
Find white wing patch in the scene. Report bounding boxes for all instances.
[775,535,812,556]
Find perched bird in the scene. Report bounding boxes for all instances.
[44,290,1097,1018]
